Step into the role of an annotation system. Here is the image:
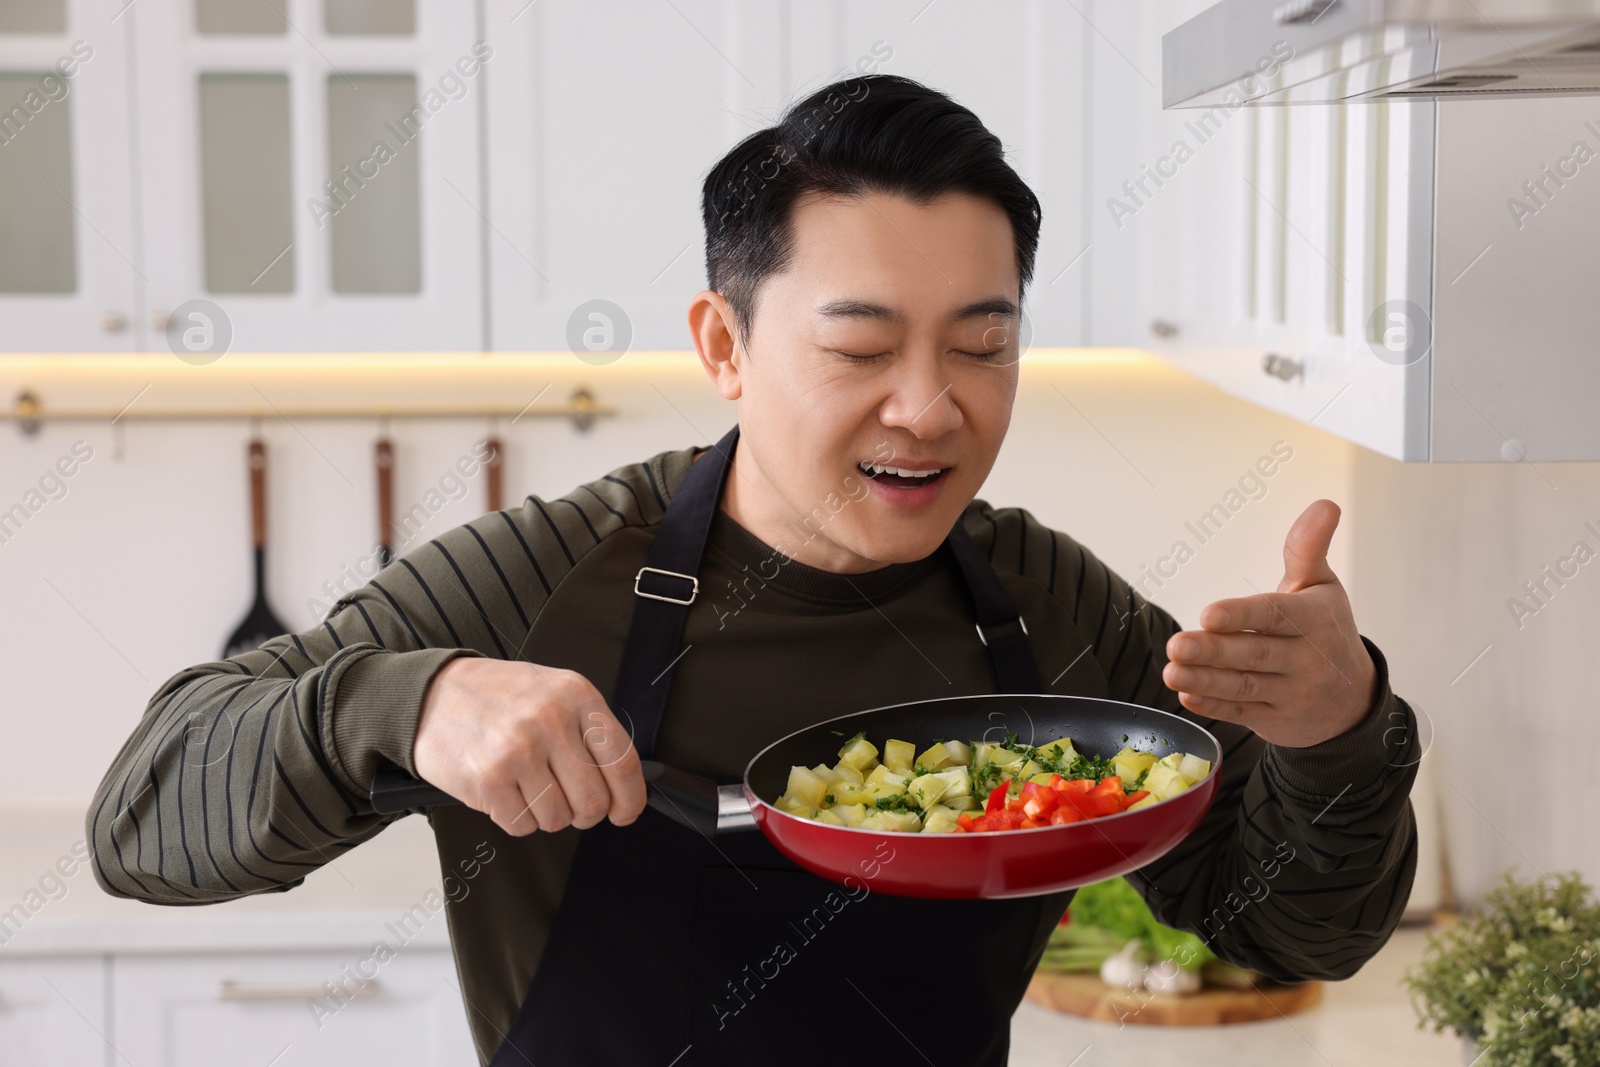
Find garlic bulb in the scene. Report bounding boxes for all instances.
[1099,939,1147,989]
[1143,958,1202,996]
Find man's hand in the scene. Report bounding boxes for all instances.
[1161,500,1378,748]
[412,659,647,836]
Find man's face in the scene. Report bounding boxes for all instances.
[700,189,1022,572]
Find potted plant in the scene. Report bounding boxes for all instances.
[1404,869,1600,1066]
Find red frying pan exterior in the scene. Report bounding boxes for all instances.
[739,693,1222,900]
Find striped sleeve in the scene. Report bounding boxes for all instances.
[86,466,662,905]
[981,505,1421,982]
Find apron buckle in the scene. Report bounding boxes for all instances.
[975,615,1028,646]
[634,566,700,605]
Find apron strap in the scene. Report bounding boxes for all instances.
[612,424,741,760]
[945,520,1045,693]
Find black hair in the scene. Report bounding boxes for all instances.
[700,73,1042,347]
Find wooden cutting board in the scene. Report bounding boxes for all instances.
[1026,971,1322,1026]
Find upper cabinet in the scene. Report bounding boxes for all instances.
[0,0,139,351]
[1,0,485,353]
[1111,2,1600,462]
[481,0,1087,352]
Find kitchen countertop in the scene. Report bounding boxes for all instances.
[1010,924,1463,1067]
[4,808,1466,1064]
[0,807,451,956]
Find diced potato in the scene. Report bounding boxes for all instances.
[811,763,841,784]
[785,766,829,809]
[1143,762,1195,801]
[906,774,951,809]
[927,766,971,798]
[833,802,868,827]
[914,741,956,772]
[865,764,904,787]
[975,743,1027,769]
[1177,754,1212,781]
[866,777,908,802]
[1159,752,1186,771]
[1027,772,1057,786]
[884,739,916,777]
[907,769,969,810]
[1126,794,1158,812]
[1019,759,1045,781]
[1112,749,1158,783]
[860,810,922,833]
[921,807,961,834]
[813,808,845,826]
[942,740,973,766]
[831,762,865,787]
[777,795,817,818]
[941,794,981,812]
[837,735,879,772]
[830,783,873,806]
[1036,736,1078,763]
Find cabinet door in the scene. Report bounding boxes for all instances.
[113,948,476,1067]
[485,0,1087,352]
[485,0,774,352]
[131,0,484,352]
[0,956,108,1067]
[0,0,139,351]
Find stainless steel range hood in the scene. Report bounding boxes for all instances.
[1164,0,1600,108]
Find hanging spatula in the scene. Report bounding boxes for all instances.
[223,438,290,658]
[376,435,395,567]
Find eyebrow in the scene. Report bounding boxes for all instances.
[814,296,1019,325]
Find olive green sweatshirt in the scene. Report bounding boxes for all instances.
[87,441,1420,1064]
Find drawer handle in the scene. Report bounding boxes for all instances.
[1261,353,1304,381]
[217,980,378,1001]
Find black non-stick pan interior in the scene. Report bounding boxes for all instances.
[746,693,1219,804]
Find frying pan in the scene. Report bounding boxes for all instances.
[223,438,290,658]
[371,693,1220,899]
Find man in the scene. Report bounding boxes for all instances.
[88,75,1418,1066]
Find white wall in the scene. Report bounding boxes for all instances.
[0,353,1360,808]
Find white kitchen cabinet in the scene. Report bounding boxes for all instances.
[112,948,475,1067]
[0,956,108,1067]
[1124,4,1600,462]
[129,0,486,352]
[485,0,1090,351]
[0,0,141,351]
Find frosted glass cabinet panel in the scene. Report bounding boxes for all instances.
[0,71,76,293]
[0,0,65,34]
[195,0,287,35]
[325,73,421,294]
[326,0,416,36]
[198,73,295,293]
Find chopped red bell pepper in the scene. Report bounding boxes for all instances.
[985,783,1009,815]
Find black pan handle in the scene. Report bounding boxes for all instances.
[369,761,753,837]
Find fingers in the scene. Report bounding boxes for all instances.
[1279,499,1341,593]
[1162,661,1278,705]
[1167,629,1294,674]
[1198,592,1305,636]
[514,761,574,833]
[580,704,647,826]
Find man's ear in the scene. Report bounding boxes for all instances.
[687,290,743,401]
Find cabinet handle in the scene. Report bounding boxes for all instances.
[217,979,378,1001]
[1274,0,1338,25]
[1149,319,1179,339]
[1261,353,1304,381]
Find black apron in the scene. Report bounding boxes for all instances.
[489,426,1069,1067]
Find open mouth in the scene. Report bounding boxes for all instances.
[857,461,950,489]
